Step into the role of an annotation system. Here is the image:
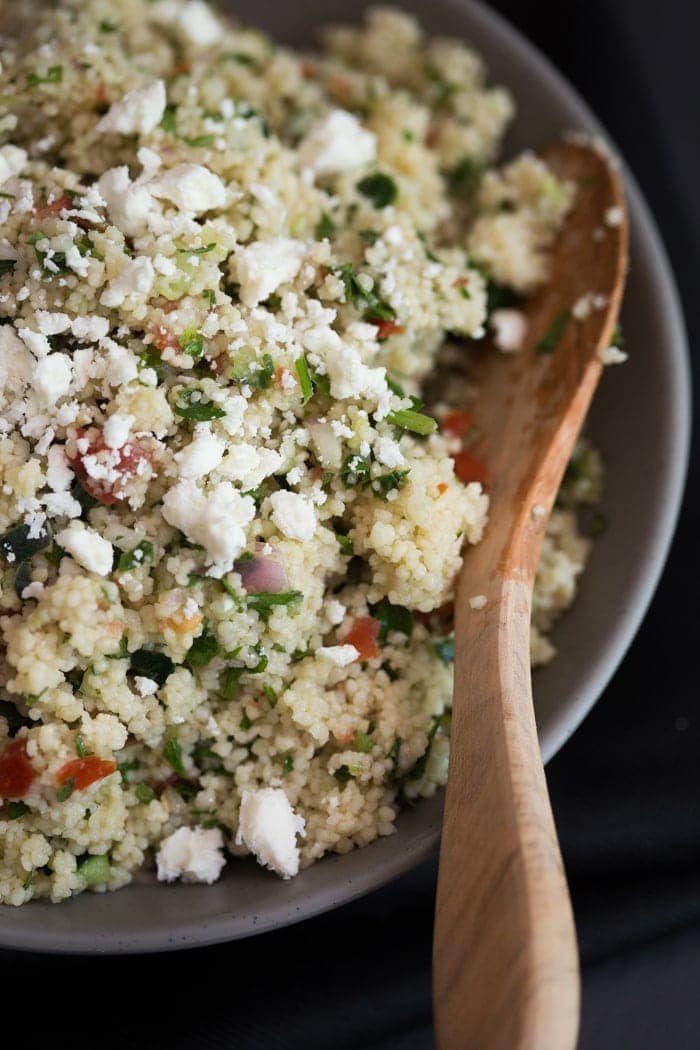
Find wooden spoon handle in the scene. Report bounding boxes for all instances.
[433,577,579,1050]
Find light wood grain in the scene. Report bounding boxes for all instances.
[433,139,628,1050]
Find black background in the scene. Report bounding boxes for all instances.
[2,2,698,1047]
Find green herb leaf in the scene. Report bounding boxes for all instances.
[535,310,569,355]
[27,65,63,88]
[75,734,90,758]
[186,627,220,668]
[357,172,398,209]
[135,783,156,803]
[0,522,51,565]
[340,453,371,489]
[282,753,294,776]
[353,731,373,754]
[315,211,335,240]
[373,469,409,501]
[295,354,313,404]
[448,156,484,199]
[358,228,379,246]
[179,327,204,360]
[99,19,119,32]
[116,540,154,573]
[337,534,354,556]
[408,719,440,781]
[56,777,75,802]
[372,598,414,643]
[174,389,226,421]
[129,649,174,686]
[247,591,303,623]
[6,801,30,820]
[160,105,177,134]
[387,409,437,436]
[178,243,216,256]
[182,133,216,148]
[239,713,252,731]
[163,738,186,777]
[78,853,111,886]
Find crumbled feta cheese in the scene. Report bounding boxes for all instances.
[317,645,359,666]
[161,479,255,576]
[234,238,305,307]
[103,413,134,449]
[152,163,226,214]
[269,490,316,541]
[71,316,110,343]
[97,165,157,237]
[56,522,114,576]
[35,311,71,336]
[34,353,73,405]
[46,445,73,491]
[174,425,225,479]
[286,465,303,485]
[598,345,628,365]
[17,327,51,358]
[604,206,623,228]
[176,0,222,46]
[134,676,159,697]
[96,80,166,137]
[490,308,527,353]
[21,581,45,601]
[236,788,305,879]
[156,826,226,884]
[43,491,81,519]
[100,256,155,308]
[153,253,177,277]
[0,144,27,186]
[374,435,405,469]
[298,110,377,178]
[327,600,346,626]
[102,339,139,386]
[469,594,487,610]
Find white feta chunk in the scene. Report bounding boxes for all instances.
[35,311,71,336]
[374,435,405,469]
[236,788,305,879]
[490,308,527,353]
[46,445,74,491]
[134,676,159,697]
[174,424,225,479]
[156,826,226,884]
[34,353,73,405]
[96,80,166,137]
[317,645,359,667]
[56,522,113,576]
[234,238,305,306]
[176,0,222,47]
[100,256,155,308]
[298,110,376,178]
[97,165,158,237]
[269,490,316,541]
[161,479,254,577]
[0,145,27,186]
[152,163,226,214]
[103,413,134,449]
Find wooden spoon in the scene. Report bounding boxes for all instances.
[433,138,628,1050]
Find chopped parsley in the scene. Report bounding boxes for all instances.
[129,648,174,686]
[182,133,216,148]
[387,408,437,436]
[27,65,63,88]
[174,389,226,421]
[5,801,30,820]
[56,778,75,802]
[178,242,217,256]
[135,783,156,804]
[116,540,154,573]
[179,327,204,360]
[78,854,111,887]
[448,156,484,199]
[337,534,354,556]
[535,310,569,355]
[372,598,414,643]
[295,354,314,403]
[74,734,90,759]
[163,738,186,778]
[247,591,303,624]
[353,731,373,754]
[282,753,294,776]
[315,211,335,240]
[186,627,220,668]
[356,172,398,209]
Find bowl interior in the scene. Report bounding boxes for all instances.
[0,0,689,953]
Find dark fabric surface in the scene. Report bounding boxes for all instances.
[1,2,697,1047]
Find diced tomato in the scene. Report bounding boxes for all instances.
[437,482,449,495]
[94,80,107,105]
[55,756,117,791]
[344,617,381,661]
[0,740,35,800]
[67,427,151,506]
[373,320,405,341]
[453,451,487,485]
[441,409,473,439]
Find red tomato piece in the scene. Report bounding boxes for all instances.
[441,409,473,439]
[55,756,117,791]
[0,740,35,800]
[68,428,151,506]
[344,617,381,661]
[453,451,487,485]
[35,193,73,219]
[373,320,405,341]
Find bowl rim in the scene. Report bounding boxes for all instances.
[0,0,690,953]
